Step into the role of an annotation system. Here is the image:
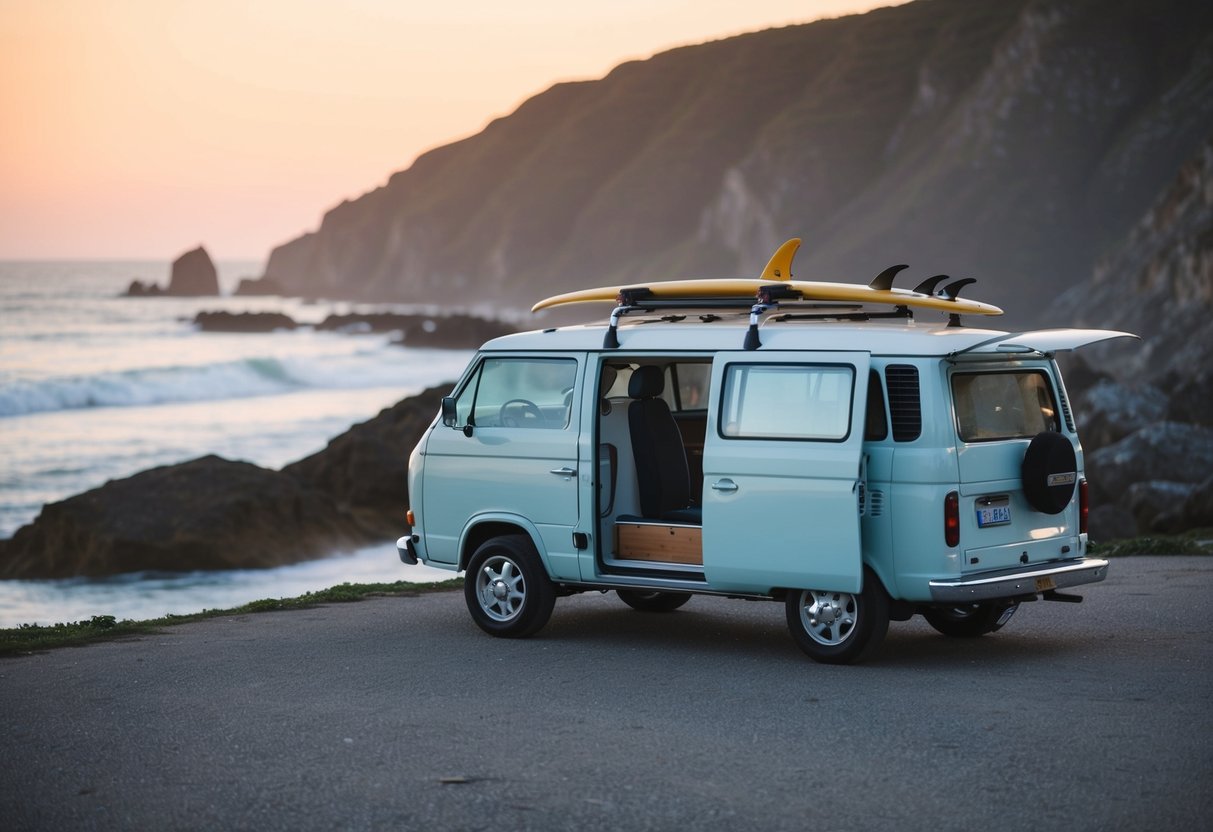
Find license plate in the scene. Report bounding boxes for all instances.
[1035,576,1057,592]
[976,505,1011,527]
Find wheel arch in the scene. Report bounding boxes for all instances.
[458,514,547,572]
[863,558,897,602]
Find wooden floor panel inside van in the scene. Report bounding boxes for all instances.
[616,523,703,565]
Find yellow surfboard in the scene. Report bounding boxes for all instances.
[532,236,1002,316]
[532,279,1001,315]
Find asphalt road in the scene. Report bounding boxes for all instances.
[2,556,1210,831]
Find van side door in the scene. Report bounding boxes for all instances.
[702,351,871,594]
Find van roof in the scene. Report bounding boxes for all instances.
[480,317,1134,357]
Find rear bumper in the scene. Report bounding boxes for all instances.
[397,535,418,565]
[928,558,1108,603]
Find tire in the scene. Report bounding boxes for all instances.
[464,535,556,638]
[1022,431,1077,515]
[923,602,1018,638]
[784,568,890,665]
[616,589,692,613]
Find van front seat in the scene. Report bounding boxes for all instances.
[627,366,701,524]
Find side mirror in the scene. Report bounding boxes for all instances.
[441,396,458,428]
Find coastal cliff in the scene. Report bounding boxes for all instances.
[256,0,1213,325]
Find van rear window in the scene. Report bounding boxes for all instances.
[951,371,1059,442]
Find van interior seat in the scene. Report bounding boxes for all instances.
[626,366,702,524]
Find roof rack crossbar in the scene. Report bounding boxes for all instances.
[772,307,913,323]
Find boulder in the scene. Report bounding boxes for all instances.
[1073,380,1168,452]
[1166,371,1213,426]
[0,385,452,578]
[0,456,373,579]
[193,311,298,333]
[167,246,220,296]
[1125,480,1198,534]
[1087,505,1140,542]
[1178,475,1213,530]
[283,385,447,539]
[1085,422,1213,504]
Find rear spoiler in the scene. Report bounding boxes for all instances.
[947,328,1139,361]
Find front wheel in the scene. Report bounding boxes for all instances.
[923,602,1018,638]
[617,590,691,613]
[785,569,890,665]
[464,535,556,638]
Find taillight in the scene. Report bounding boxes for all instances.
[1078,479,1088,535]
[944,491,960,548]
[406,508,416,527]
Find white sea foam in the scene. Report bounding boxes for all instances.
[0,348,468,417]
[0,261,484,624]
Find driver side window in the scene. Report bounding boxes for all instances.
[456,357,578,429]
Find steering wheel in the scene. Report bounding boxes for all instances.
[499,398,543,427]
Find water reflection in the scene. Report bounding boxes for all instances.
[0,543,458,628]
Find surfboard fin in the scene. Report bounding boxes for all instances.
[868,264,908,291]
[759,238,801,281]
[941,278,977,300]
[912,275,948,295]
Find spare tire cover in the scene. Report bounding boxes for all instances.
[1021,431,1077,515]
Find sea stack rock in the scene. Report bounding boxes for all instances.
[123,279,163,297]
[167,246,220,296]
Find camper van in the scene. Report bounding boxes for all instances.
[398,242,1134,663]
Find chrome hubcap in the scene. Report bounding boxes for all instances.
[799,589,858,646]
[476,556,526,622]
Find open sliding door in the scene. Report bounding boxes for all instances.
[701,351,870,594]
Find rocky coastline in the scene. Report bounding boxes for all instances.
[191,310,515,347]
[0,386,448,580]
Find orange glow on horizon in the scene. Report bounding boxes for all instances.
[0,0,904,261]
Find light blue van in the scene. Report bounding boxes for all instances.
[400,297,1134,663]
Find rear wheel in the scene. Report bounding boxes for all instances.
[923,602,1018,637]
[785,569,890,665]
[464,535,556,638]
[616,590,691,613]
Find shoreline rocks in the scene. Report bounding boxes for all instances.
[0,456,374,579]
[193,311,298,332]
[0,386,449,580]
[189,309,515,346]
[233,276,285,296]
[316,312,514,347]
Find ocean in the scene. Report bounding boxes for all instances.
[0,260,472,627]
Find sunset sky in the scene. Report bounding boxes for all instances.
[0,0,901,261]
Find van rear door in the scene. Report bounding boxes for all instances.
[949,361,1081,572]
[701,351,870,594]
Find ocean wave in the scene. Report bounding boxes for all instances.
[0,350,463,417]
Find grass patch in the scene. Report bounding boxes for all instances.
[1088,529,1213,558]
[0,578,463,658]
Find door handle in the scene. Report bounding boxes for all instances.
[711,479,738,493]
[549,467,577,477]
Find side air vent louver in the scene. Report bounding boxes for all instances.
[868,490,884,517]
[885,365,922,442]
[1057,381,1076,433]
